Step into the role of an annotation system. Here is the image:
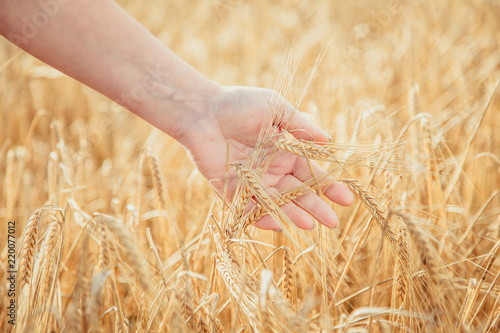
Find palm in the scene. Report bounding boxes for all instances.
[183,86,353,230]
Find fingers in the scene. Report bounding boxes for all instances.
[248,157,354,231]
[276,175,339,228]
[254,200,315,230]
[324,182,354,207]
[250,185,315,230]
[293,158,354,207]
[251,174,340,230]
[276,99,331,143]
[242,160,353,231]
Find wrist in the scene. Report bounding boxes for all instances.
[119,62,223,144]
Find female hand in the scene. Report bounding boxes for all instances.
[0,0,353,231]
[179,86,354,230]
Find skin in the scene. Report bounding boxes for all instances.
[0,0,354,231]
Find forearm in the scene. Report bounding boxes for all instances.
[0,0,220,141]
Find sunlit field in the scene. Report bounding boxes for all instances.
[1,0,499,332]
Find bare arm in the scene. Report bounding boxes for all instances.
[0,0,353,230]
[0,0,218,142]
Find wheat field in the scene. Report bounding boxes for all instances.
[1,0,500,332]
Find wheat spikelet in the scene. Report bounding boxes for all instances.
[145,148,184,248]
[233,164,275,209]
[95,213,151,290]
[214,254,258,322]
[197,316,210,333]
[338,179,398,245]
[146,148,166,208]
[282,248,295,306]
[274,138,334,160]
[179,249,198,330]
[231,164,313,235]
[214,254,238,292]
[274,137,406,171]
[392,211,457,325]
[210,224,241,272]
[396,223,409,305]
[384,170,394,192]
[227,185,252,236]
[338,179,386,226]
[176,275,196,330]
[97,221,110,271]
[19,208,43,289]
[393,222,409,333]
[217,227,261,295]
[245,187,310,228]
[37,219,60,304]
[223,242,242,278]
[398,314,406,333]
[393,212,440,285]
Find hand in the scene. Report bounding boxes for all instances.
[179,86,354,231]
[0,0,352,231]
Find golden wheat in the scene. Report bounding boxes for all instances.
[2,0,500,331]
[18,208,43,289]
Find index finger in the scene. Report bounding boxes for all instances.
[275,99,331,143]
[293,158,354,206]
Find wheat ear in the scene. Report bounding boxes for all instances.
[396,223,408,305]
[338,179,398,245]
[243,187,310,232]
[146,148,166,208]
[37,219,60,303]
[274,138,334,160]
[19,208,43,289]
[282,248,295,307]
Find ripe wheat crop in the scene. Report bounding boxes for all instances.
[1,0,499,332]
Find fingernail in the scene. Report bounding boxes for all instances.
[274,229,282,233]
[324,131,333,141]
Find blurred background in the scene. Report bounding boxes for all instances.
[1,0,500,331]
